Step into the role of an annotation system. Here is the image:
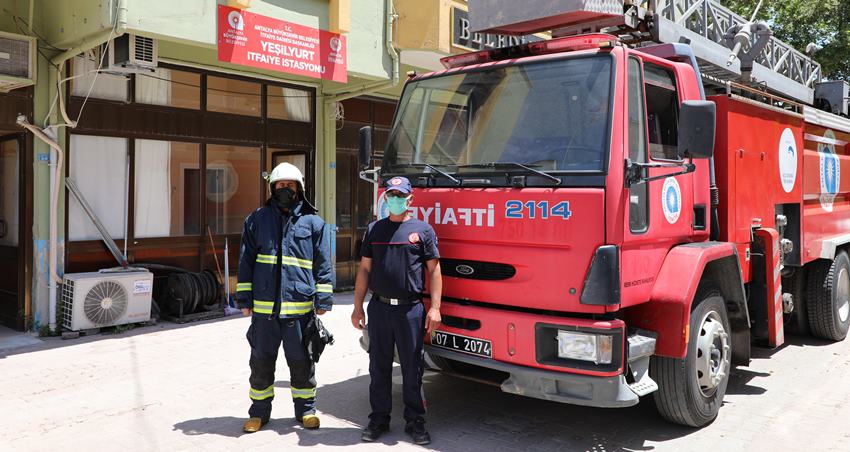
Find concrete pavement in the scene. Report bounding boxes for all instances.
[2,292,850,451]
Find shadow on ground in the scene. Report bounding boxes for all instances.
[0,293,359,360]
[175,369,705,451]
[172,329,847,451]
[0,313,246,359]
[173,416,368,447]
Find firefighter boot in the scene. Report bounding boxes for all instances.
[288,357,318,428]
[282,319,319,429]
[243,417,267,433]
[301,413,320,429]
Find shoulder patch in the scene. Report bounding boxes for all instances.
[408,232,420,244]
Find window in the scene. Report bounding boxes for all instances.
[205,144,261,234]
[384,56,613,174]
[71,54,129,101]
[135,68,200,109]
[0,139,19,246]
[336,154,352,230]
[628,58,648,233]
[267,85,312,122]
[268,149,311,201]
[68,135,128,241]
[645,63,680,160]
[134,140,201,238]
[206,76,261,117]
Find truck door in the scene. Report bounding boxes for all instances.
[620,56,697,307]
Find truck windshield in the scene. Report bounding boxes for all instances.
[383,55,613,179]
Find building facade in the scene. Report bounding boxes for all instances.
[0,0,402,331]
[0,0,534,330]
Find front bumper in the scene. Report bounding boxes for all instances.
[426,345,640,408]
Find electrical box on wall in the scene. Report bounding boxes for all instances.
[0,31,36,93]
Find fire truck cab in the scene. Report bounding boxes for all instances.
[357,1,850,427]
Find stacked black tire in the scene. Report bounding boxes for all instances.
[161,270,223,316]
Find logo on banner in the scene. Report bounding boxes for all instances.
[819,129,840,212]
[227,11,244,30]
[778,128,798,193]
[662,177,681,224]
[330,36,342,52]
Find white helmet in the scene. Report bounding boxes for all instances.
[267,162,305,191]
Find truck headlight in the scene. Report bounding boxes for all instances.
[556,330,613,364]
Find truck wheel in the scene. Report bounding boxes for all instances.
[806,252,850,341]
[652,286,731,427]
[783,269,808,335]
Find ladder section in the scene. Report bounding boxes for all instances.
[652,0,821,104]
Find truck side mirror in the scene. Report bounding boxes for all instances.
[677,100,716,159]
[358,126,373,169]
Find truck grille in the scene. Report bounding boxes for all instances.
[440,258,516,281]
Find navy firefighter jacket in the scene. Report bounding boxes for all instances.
[236,198,334,318]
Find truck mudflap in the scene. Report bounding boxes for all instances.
[426,345,641,408]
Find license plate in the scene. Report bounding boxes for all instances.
[431,330,492,358]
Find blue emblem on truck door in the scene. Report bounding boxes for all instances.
[662,177,681,224]
[819,129,840,212]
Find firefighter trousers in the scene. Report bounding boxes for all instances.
[367,299,427,424]
[246,315,316,421]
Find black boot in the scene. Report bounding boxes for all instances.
[404,420,430,445]
[361,421,390,442]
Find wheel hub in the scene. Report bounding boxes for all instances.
[695,311,730,397]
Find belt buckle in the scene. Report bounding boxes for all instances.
[389,298,399,305]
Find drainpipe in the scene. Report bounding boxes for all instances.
[316,0,398,266]
[19,0,128,332]
[27,0,34,34]
[323,0,400,102]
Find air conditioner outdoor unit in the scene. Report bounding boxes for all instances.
[101,34,158,73]
[0,31,36,93]
[61,269,154,331]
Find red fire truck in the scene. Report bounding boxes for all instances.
[358,1,850,427]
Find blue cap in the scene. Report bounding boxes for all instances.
[385,176,412,194]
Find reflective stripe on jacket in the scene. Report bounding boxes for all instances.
[236,199,334,317]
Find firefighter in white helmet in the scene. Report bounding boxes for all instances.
[237,162,334,432]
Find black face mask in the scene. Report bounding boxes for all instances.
[273,187,297,208]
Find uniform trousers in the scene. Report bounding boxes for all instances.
[246,315,317,421]
[367,298,427,424]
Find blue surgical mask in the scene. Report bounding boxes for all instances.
[386,196,410,215]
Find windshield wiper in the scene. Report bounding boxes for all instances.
[458,162,561,184]
[389,163,461,185]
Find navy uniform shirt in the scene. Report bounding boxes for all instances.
[361,218,440,300]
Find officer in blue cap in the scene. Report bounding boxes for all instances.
[352,176,443,445]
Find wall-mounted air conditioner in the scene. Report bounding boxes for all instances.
[101,34,158,74]
[0,31,36,93]
[61,270,154,331]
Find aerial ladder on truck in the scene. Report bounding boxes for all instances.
[358,0,850,428]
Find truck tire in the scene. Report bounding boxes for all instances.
[806,252,850,341]
[783,269,808,336]
[651,285,731,427]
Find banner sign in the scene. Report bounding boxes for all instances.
[217,5,347,82]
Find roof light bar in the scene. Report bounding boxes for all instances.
[440,33,619,69]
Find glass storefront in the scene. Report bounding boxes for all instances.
[66,61,316,273]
